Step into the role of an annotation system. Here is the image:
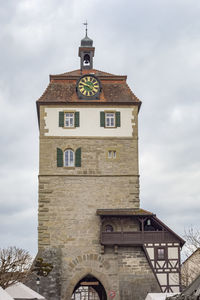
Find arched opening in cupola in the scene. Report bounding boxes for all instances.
[83,54,91,66]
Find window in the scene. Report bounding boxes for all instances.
[59,111,79,128]
[64,149,74,167]
[108,151,112,158]
[108,150,116,159]
[100,111,121,128]
[65,112,74,127]
[105,112,115,127]
[157,248,165,260]
[57,147,81,168]
[105,225,113,232]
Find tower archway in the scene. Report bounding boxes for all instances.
[71,274,107,300]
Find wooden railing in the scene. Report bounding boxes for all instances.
[101,231,178,245]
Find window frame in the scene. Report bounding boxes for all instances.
[64,111,75,128]
[105,111,116,128]
[155,247,167,261]
[105,224,114,232]
[64,149,75,167]
[108,150,117,159]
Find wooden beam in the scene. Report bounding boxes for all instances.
[80,281,99,286]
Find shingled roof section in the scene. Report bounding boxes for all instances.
[37,69,141,107]
[96,208,154,216]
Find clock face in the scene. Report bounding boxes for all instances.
[77,75,100,98]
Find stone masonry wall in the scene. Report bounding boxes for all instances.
[26,247,62,300]
[38,136,140,249]
[118,247,160,299]
[38,175,140,249]
[39,137,139,176]
[30,246,160,300]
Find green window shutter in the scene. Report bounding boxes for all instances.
[116,112,121,127]
[75,112,80,127]
[57,148,63,167]
[75,147,81,167]
[59,112,64,127]
[100,112,105,127]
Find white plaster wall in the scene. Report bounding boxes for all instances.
[44,107,135,137]
[157,273,167,285]
[146,248,154,260]
[168,247,178,259]
[172,286,180,293]
[169,273,179,285]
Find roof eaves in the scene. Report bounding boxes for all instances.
[36,100,141,106]
[96,208,154,216]
[153,216,185,246]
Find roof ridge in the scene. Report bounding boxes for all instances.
[50,69,126,77]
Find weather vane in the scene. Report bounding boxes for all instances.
[83,20,88,35]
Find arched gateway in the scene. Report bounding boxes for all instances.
[71,274,107,300]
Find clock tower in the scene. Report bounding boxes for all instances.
[79,24,94,70]
[32,30,184,300]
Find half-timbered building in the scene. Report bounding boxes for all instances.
[97,208,184,293]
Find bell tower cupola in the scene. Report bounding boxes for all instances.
[78,22,95,70]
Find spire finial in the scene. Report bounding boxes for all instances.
[83,20,88,36]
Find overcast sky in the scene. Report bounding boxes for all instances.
[0,0,200,256]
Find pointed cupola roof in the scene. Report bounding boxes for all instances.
[81,32,93,47]
[80,21,93,47]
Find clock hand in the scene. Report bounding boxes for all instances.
[82,83,93,88]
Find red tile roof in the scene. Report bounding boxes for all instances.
[37,69,141,106]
